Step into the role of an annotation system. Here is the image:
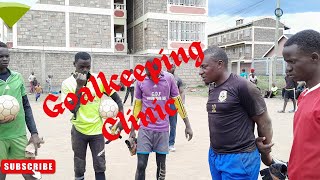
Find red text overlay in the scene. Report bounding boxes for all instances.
[42,42,204,140]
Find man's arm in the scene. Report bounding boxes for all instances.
[170,75,193,141]
[107,91,124,131]
[62,74,87,117]
[23,95,43,154]
[179,86,185,104]
[69,87,82,115]
[178,78,185,104]
[239,81,273,166]
[252,112,273,166]
[104,91,123,113]
[172,95,192,140]
[23,95,38,135]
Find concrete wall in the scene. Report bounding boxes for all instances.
[253,18,286,29]
[145,19,168,50]
[133,23,144,53]
[254,28,283,42]
[69,0,111,8]
[8,50,204,92]
[69,13,111,48]
[134,0,144,21]
[254,44,273,58]
[38,0,65,5]
[144,0,167,13]
[17,10,66,47]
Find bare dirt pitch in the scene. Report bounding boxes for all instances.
[7,93,294,180]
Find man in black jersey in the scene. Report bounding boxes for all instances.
[199,46,274,179]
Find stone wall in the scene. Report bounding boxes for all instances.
[134,0,144,21]
[254,28,283,42]
[144,0,167,13]
[254,44,273,58]
[69,13,111,48]
[133,23,144,53]
[17,10,66,47]
[69,0,111,8]
[8,50,204,92]
[145,19,168,50]
[38,0,65,5]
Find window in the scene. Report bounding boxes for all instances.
[244,28,251,37]
[217,36,221,43]
[231,32,235,39]
[226,33,230,41]
[238,30,243,40]
[169,0,205,7]
[170,21,205,42]
[245,46,251,54]
[239,47,243,56]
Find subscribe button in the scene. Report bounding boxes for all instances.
[1,159,56,174]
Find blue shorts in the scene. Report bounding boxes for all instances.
[208,148,260,180]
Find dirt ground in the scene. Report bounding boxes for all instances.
[6,92,295,180]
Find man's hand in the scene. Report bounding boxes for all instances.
[185,127,193,141]
[256,137,274,154]
[256,136,274,166]
[28,134,45,156]
[182,117,193,141]
[129,127,136,139]
[0,115,15,124]
[75,72,87,88]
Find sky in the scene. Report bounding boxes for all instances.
[207,0,320,35]
[0,0,37,6]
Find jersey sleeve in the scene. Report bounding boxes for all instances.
[170,75,180,98]
[135,81,142,100]
[239,80,267,117]
[61,81,70,103]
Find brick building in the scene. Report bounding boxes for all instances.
[208,17,289,74]
[0,0,209,88]
[127,0,208,54]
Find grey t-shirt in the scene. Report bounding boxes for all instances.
[174,76,183,89]
[207,73,266,154]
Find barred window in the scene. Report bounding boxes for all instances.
[170,21,205,42]
[168,0,206,7]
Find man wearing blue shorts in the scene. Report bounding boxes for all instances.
[199,46,274,179]
[129,58,193,180]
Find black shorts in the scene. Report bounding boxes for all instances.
[284,89,295,100]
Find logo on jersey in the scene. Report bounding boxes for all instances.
[218,90,227,102]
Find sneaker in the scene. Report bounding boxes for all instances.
[288,110,295,113]
[169,145,176,152]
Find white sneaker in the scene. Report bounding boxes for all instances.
[169,145,176,152]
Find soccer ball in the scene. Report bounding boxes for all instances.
[99,99,119,119]
[0,95,20,122]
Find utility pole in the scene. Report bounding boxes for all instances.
[271,0,283,90]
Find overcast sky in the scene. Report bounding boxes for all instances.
[207,0,320,35]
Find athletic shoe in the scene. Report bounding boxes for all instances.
[169,145,176,152]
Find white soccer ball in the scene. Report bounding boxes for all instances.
[0,95,20,122]
[99,99,119,119]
